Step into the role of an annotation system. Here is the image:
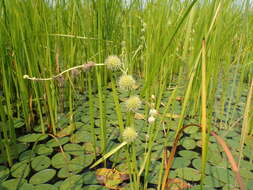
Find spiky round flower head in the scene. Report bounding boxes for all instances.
[125,95,141,112]
[149,109,158,116]
[105,55,122,71]
[123,127,138,143]
[118,74,136,91]
[148,116,156,124]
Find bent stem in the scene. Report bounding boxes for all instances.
[161,123,245,190]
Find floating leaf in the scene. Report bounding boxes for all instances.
[11,161,30,178]
[34,144,53,155]
[175,168,201,181]
[172,157,191,169]
[166,178,192,190]
[70,131,92,143]
[34,184,58,190]
[0,165,9,182]
[46,136,69,148]
[178,150,199,160]
[63,143,84,156]
[181,138,196,150]
[31,156,51,171]
[96,168,129,190]
[52,152,71,169]
[56,124,75,137]
[1,178,27,190]
[29,169,56,184]
[18,133,48,143]
[84,185,108,190]
[14,119,25,128]
[19,150,35,161]
[60,175,83,190]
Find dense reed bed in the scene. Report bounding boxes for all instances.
[0,0,252,189]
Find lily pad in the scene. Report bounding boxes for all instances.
[208,167,233,183]
[18,133,48,143]
[83,185,108,190]
[1,178,27,190]
[11,161,30,178]
[14,119,25,128]
[31,155,51,171]
[34,144,53,155]
[46,136,69,148]
[52,152,71,169]
[60,175,83,190]
[19,150,35,161]
[70,131,93,143]
[178,150,199,160]
[175,167,201,181]
[0,165,9,182]
[181,138,196,150]
[29,169,56,184]
[34,184,58,190]
[172,157,191,169]
[19,183,35,190]
[63,143,84,156]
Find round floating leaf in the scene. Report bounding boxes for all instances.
[175,167,201,181]
[18,133,48,143]
[31,156,51,171]
[34,144,53,155]
[58,167,70,178]
[14,119,25,128]
[82,171,97,185]
[52,152,71,169]
[181,138,196,150]
[203,175,223,188]
[70,131,92,143]
[0,165,9,182]
[34,184,58,190]
[208,167,233,183]
[60,175,83,190]
[11,161,30,178]
[1,178,27,190]
[70,154,94,171]
[19,150,35,161]
[19,183,35,190]
[63,143,84,156]
[184,126,199,134]
[240,168,253,179]
[192,158,210,174]
[178,150,199,160]
[55,180,63,187]
[84,185,108,190]
[29,169,56,184]
[46,137,69,148]
[172,157,191,169]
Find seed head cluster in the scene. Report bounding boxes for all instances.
[105,55,122,71]
[123,127,138,143]
[125,95,141,112]
[118,74,136,91]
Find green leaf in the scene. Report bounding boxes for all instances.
[175,167,201,181]
[11,161,30,178]
[31,156,51,171]
[18,134,48,143]
[52,152,71,169]
[63,143,84,156]
[29,169,56,184]
[0,165,9,182]
[46,137,69,148]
